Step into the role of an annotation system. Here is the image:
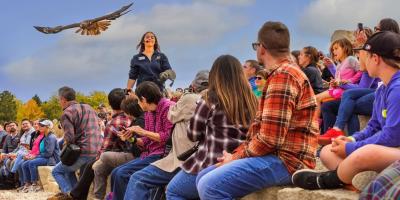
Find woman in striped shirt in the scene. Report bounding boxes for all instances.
[166,55,258,200]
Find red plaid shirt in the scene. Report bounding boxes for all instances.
[232,61,319,174]
[99,112,132,155]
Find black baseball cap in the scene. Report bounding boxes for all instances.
[354,31,400,61]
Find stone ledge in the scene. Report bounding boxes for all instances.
[241,187,359,200]
[38,166,60,193]
[278,188,359,200]
[241,186,286,200]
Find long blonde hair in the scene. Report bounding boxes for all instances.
[206,55,258,127]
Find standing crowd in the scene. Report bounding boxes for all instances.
[1,17,400,200]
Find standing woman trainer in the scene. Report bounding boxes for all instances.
[126,31,172,92]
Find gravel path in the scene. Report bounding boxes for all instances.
[0,190,55,200]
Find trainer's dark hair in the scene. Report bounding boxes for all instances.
[58,86,76,101]
[108,88,125,110]
[135,81,162,104]
[121,97,143,118]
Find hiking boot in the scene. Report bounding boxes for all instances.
[292,169,344,190]
[318,128,345,145]
[352,171,378,191]
[47,193,73,200]
[47,192,66,200]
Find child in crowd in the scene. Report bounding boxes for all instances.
[109,81,175,200]
[316,38,362,103]
[292,31,400,192]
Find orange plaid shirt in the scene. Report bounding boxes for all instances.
[232,60,319,174]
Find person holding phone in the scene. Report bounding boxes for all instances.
[109,81,175,200]
[65,88,133,200]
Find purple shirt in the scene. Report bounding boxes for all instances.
[345,71,400,155]
[141,98,175,158]
[340,71,380,90]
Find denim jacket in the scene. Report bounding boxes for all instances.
[37,132,60,166]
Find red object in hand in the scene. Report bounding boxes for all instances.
[318,128,345,146]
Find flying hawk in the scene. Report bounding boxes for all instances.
[34,3,133,36]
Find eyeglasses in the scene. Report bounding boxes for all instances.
[39,124,46,127]
[374,26,381,32]
[255,76,264,80]
[252,42,261,51]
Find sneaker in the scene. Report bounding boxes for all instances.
[105,192,113,200]
[318,128,344,145]
[16,185,25,192]
[352,171,378,192]
[31,184,43,192]
[22,185,31,193]
[292,169,344,190]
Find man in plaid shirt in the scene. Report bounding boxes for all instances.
[50,86,102,200]
[196,21,319,199]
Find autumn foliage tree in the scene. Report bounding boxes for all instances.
[42,95,63,120]
[0,91,17,123]
[17,99,46,121]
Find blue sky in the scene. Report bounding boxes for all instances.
[1,0,399,102]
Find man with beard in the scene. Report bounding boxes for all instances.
[0,122,20,187]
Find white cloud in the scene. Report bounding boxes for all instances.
[299,0,400,37]
[3,2,248,98]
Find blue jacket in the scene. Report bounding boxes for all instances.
[37,132,60,166]
[346,71,400,155]
[128,51,171,89]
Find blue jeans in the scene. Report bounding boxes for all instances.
[334,88,375,133]
[11,154,24,173]
[124,165,179,200]
[166,170,199,200]
[52,156,92,193]
[196,155,291,200]
[18,160,27,184]
[22,157,48,183]
[111,154,161,200]
[321,89,374,135]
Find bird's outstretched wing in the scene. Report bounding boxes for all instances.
[34,3,133,35]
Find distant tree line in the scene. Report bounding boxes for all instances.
[0,90,109,124]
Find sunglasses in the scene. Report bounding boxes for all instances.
[39,124,46,127]
[255,76,264,80]
[252,42,261,51]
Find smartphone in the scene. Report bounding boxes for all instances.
[110,126,119,133]
[358,23,363,31]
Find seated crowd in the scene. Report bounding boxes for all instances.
[0,17,400,200]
